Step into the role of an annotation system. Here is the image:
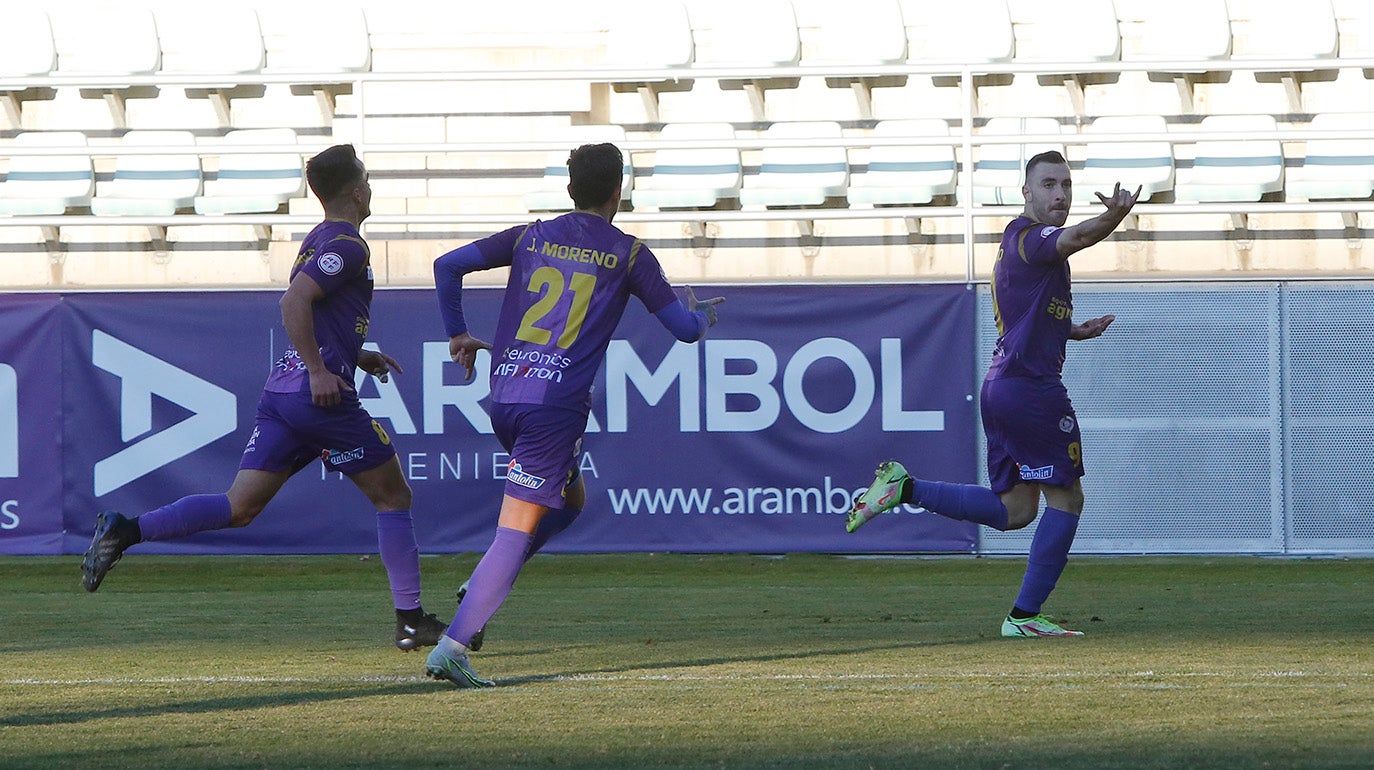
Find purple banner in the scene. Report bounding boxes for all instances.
[5,284,978,555]
[0,294,64,554]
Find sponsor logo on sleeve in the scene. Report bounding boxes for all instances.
[1039,226,1060,238]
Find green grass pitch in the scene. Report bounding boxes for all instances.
[2,553,1372,768]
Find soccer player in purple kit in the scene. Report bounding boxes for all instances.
[426,142,723,687]
[845,150,1139,638]
[80,144,450,652]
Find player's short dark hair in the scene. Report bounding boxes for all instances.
[567,143,623,209]
[1025,150,1068,180]
[306,144,364,203]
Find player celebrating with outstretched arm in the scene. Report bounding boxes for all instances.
[846,150,1140,638]
[427,142,722,687]
[81,145,451,653]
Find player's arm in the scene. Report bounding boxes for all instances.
[434,232,518,381]
[280,271,350,406]
[1069,314,1116,340]
[1055,183,1142,258]
[653,286,724,342]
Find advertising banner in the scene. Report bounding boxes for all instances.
[0,294,63,554]
[5,284,979,555]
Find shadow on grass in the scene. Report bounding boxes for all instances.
[491,634,999,687]
[0,680,437,728]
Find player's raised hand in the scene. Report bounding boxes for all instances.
[685,286,725,327]
[1095,183,1142,216]
[449,332,493,382]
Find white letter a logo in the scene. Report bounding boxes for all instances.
[92,330,236,496]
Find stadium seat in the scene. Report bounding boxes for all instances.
[154,6,266,128]
[0,9,56,126]
[739,121,849,208]
[0,132,95,215]
[1174,115,1284,203]
[1007,0,1121,115]
[258,5,370,121]
[195,129,304,215]
[1116,0,1232,113]
[155,6,264,75]
[1230,0,1338,60]
[846,119,957,206]
[904,0,1014,64]
[1287,113,1374,201]
[1118,0,1232,61]
[972,117,1064,205]
[90,131,203,216]
[691,0,801,121]
[631,123,741,210]
[523,126,631,213]
[49,6,161,129]
[802,0,907,119]
[605,1,694,122]
[1229,0,1339,112]
[1009,0,1121,62]
[1073,115,1175,204]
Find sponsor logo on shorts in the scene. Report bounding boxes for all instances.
[322,446,365,466]
[505,461,545,490]
[1059,415,1076,432]
[318,252,344,275]
[1019,464,1055,481]
[244,426,260,454]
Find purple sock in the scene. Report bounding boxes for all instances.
[911,480,1010,531]
[376,509,421,611]
[137,494,232,541]
[446,526,533,647]
[1013,507,1080,615]
[527,506,582,559]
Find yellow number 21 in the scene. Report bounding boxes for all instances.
[514,266,597,349]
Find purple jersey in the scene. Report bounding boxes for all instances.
[986,216,1072,381]
[264,220,374,394]
[465,213,678,412]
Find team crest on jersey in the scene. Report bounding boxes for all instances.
[505,460,546,490]
[1059,415,1076,432]
[1019,464,1055,481]
[318,252,344,275]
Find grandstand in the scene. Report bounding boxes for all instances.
[4,0,1374,288]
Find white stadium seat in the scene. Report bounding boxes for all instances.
[1174,115,1284,203]
[631,123,741,210]
[523,126,632,213]
[902,0,1014,64]
[847,119,957,206]
[155,6,265,76]
[0,132,94,215]
[195,129,304,215]
[1118,0,1232,61]
[1073,115,1175,203]
[90,130,202,216]
[1287,113,1374,201]
[972,117,1064,205]
[1009,0,1120,62]
[739,121,849,208]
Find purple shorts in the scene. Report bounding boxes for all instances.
[240,390,396,477]
[489,401,587,509]
[980,375,1084,494]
